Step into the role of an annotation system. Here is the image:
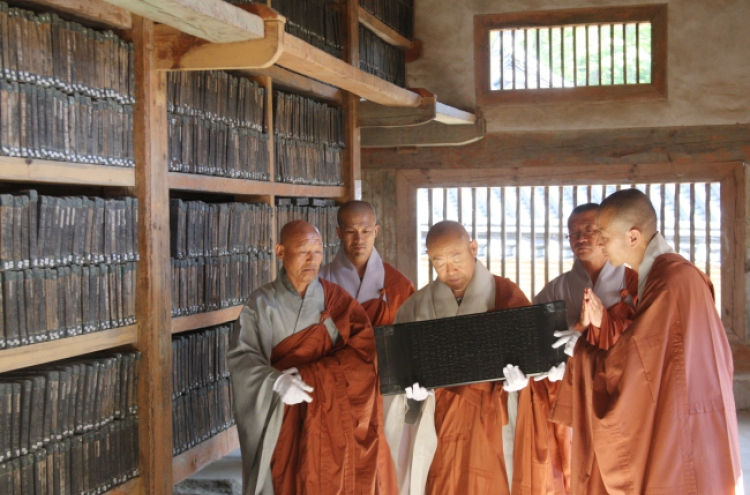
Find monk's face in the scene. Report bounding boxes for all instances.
[276,232,324,291]
[596,208,633,267]
[337,209,379,267]
[428,234,478,296]
[568,210,605,263]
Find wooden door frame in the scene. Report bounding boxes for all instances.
[395,161,747,342]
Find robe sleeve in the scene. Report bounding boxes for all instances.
[227,303,285,495]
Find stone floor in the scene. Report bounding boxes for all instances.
[184,411,750,493]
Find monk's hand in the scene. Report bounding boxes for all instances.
[502,365,529,392]
[273,367,314,405]
[535,362,566,383]
[405,382,432,401]
[579,295,590,327]
[584,288,604,328]
[553,329,581,357]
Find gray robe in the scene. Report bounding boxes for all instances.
[319,246,386,304]
[227,271,340,495]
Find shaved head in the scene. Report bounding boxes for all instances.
[337,201,377,227]
[599,189,657,237]
[425,221,471,250]
[569,202,599,219]
[596,188,657,269]
[279,220,321,246]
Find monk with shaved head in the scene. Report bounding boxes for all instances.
[550,188,743,494]
[320,200,413,494]
[384,220,531,495]
[228,219,387,495]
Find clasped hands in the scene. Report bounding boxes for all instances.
[552,288,604,357]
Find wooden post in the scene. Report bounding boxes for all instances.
[343,0,361,201]
[133,16,173,495]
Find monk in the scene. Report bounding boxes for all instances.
[319,200,415,328]
[385,220,531,495]
[227,220,386,495]
[320,200,414,495]
[527,203,638,495]
[550,188,743,494]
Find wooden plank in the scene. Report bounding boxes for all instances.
[359,98,436,127]
[361,119,486,148]
[133,16,173,494]
[0,157,135,187]
[11,0,132,29]
[172,306,243,334]
[358,6,413,51]
[154,18,283,71]
[100,0,263,43]
[361,124,750,170]
[173,426,240,485]
[107,477,140,495]
[721,165,746,341]
[168,172,346,198]
[434,102,477,125]
[0,325,137,374]
[277,35,421,107]
[237,66,344,105]
[343,92,361,201]
[395,171,418,285]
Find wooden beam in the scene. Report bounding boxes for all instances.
[0,157,135,187]
[237,66,344,105]
[11,0,132,29]
[100,0,264,43]
[434,102,477,125]
[358,92,436,127]
[108,477,140,495]
[277,35,421,107]
[0,325,137,374]
[357,6,413,51]
[361,119,486,148]
[154,18,284,71]
[361,124,750,170]
[172,426,240,485]
[167,172,346,198]
[133,16,173,494]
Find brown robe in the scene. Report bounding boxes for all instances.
[425,276,530,495]
[361,262,416,329]
[270,280,383,495]
[585,267,639,350]
[550,253,742,495]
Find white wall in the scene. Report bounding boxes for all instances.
[406,0,750,133]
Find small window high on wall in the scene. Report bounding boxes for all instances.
[474,5,667,105]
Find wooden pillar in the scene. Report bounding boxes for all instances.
[133,16,173,495]
[343,0,361,201]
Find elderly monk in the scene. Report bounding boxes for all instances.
[526,203,638,495]
[320,200,414,495]
[550,189,742,494]
[385,220,530,495]
[227,220,387,495]
[320,200,415,328]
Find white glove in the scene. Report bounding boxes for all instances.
[503,365,529,392]
[553,329,582,357]
[273,367,313,405]
[405,382,432,401]
[535,362,566,383]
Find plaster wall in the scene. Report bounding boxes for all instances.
[407,0,750,133]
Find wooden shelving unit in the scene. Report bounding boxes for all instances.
[108,477,141,495]
[172,306,244,335]
[0,326,138,374]
[172,426,240,485]
[0,157,136,187]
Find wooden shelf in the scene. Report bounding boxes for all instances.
[0,325,138,374]
[168,172,345,198]
[359,89,477,128]
[173,426,239,485]
[172,306,243,334]
[237,65,344,105]
[0,156,136,187]
[362,119,487,148]
[358,6,413,51]
[107,477,140,495]
[13,0,132,30]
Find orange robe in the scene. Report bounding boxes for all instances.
[425,276,530,495]
[550,253,742,494]
[361,262,416,328]
[585,267,638,350]
[270,280,383,495]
